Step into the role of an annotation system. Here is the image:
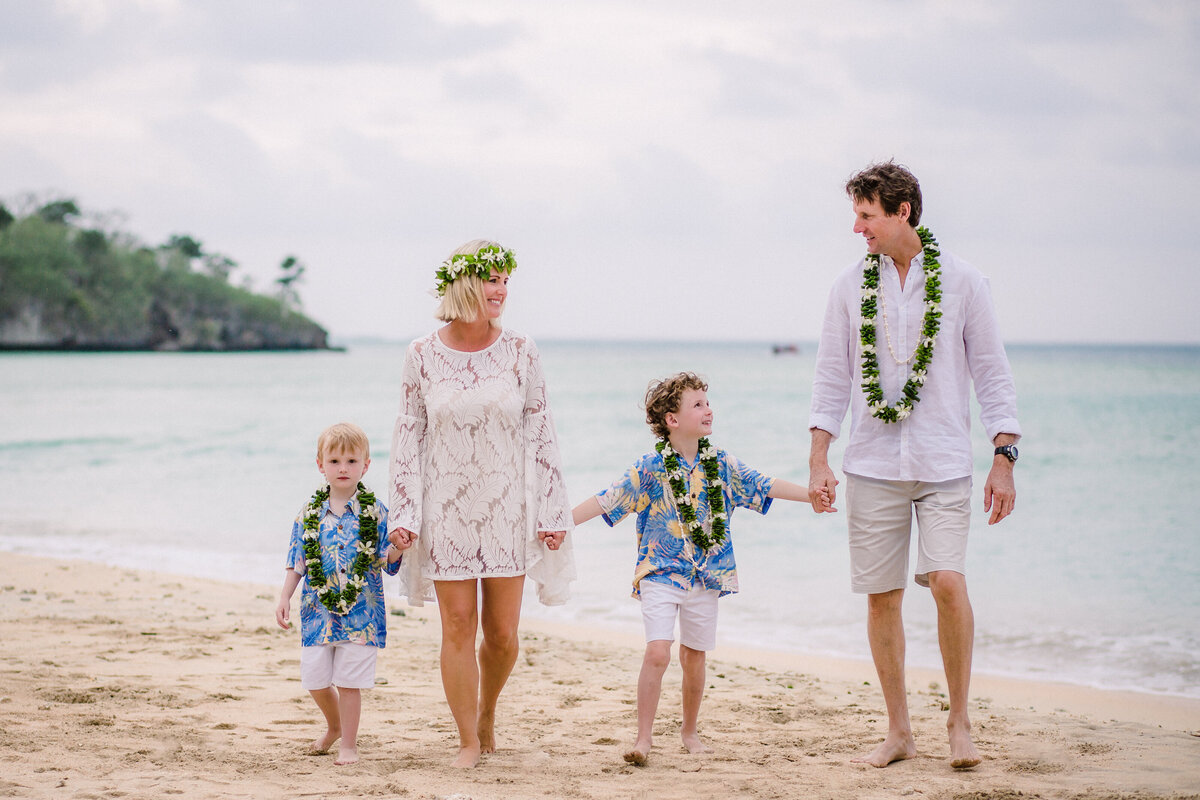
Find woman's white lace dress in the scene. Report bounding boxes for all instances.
[388,328,575,606]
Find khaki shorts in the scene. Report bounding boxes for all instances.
[846,473,972,594]
[638,580,720,651]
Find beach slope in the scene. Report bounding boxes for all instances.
[1,554,1197,800]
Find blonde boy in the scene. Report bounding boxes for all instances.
[276,423,408,765]
[573,373,832,765]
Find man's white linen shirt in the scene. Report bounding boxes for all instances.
[808,247,1020,483]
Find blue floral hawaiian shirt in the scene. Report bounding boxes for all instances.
[596,447,774,598]
[286,492,400,648]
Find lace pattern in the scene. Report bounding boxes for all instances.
[389,328,575,606]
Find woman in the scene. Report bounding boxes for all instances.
[388,239,575,768]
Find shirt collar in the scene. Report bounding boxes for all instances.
[323,494,360,517]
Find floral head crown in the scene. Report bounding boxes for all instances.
[434,245,517,296]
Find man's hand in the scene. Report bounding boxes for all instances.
[983,463,1016,525]
[808,428,839,513]
[808,463,839,513]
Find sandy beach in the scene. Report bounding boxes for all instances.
[1,554,1197,800]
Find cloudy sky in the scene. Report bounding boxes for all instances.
[2,0,1197,344]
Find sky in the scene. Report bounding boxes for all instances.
[1,0,1197,345]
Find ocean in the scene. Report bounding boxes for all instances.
[2,340,1197,698]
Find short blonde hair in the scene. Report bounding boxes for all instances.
[644,372,708,440]
[434,239,505,327]
[316,422,370,460]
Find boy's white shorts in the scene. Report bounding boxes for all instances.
[300,642,378,690]
[638,580,720,651]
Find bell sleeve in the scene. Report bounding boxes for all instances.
[389,340,432,605]
[519,336,576,605]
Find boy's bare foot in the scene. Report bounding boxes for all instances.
[681,732,713,754]
[851,732,917,767]
[310,729,340,755]
[478,710,496,754]
[622,739,652,766]
[333,745,359,766]
[948,720,981,769]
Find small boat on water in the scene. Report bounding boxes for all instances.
[771,343,800,355]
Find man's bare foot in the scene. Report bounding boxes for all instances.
[451,744,481,769]
[333,745,359,766]
[478,709,496,754]
[681,731,714,754]
[948,720,981,769]
[310,728,340,755]
[622,738,652,766]
[851,732,917,767]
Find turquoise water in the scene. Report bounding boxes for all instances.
[1,341,1197,697]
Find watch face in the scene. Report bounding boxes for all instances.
[998,445,1018,461]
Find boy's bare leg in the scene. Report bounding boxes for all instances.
[852,589,917,767]
[678,645,713,754]
[928,570,981,769]
[308,687,342,754]
[477,576,525,754]
[625,640,670,765]
[434,580,482,768]
[333,687,361,765]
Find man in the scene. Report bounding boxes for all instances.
[807,161,1020,769]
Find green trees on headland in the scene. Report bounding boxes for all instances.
[0,197,329,351]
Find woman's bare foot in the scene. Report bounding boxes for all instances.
[451,744,482,769]
[333,745,359,766]
[948,720,981,769]
[622,739,652,766]
[478,709,496,754]
[851,732,917,767]
[310,728,340,755]
[681,731,714,754]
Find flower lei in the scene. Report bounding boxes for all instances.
[301,482,383,615]
[434,245,517,296]
[859,226,943,423]
[656,437,727,551]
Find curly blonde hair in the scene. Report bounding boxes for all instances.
[644,372,708,440]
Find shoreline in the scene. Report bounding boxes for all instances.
[3,553,1199,800]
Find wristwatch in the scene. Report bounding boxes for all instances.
[994,444,1019,463]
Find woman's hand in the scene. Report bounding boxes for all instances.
[389,527,418,551]
[539,530,566,550]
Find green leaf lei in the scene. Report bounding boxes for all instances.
[656,437,728,551]
[301,482,383,615]
[434,245,517,296]
[859,226,943,423]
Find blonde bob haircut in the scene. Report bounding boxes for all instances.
[316,422,371,461]
[434,238,505,327]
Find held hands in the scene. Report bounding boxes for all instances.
[808,464,840,514]
[539,530,566,550]
[388,527,418,551]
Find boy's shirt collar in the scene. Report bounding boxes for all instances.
[322,494,362,518]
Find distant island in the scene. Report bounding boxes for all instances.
[0,197,329,351]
